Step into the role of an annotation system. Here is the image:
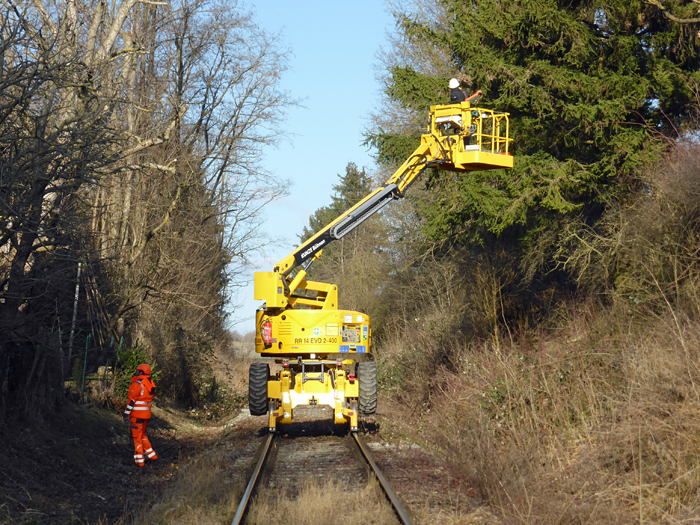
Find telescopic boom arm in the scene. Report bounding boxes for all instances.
[270,99,512,298]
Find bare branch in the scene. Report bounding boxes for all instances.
[126,185,182,267]
[95,0,141,63]
[645,0,700,24]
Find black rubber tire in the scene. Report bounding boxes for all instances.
[248,362,269,416]
[357,362,377,415]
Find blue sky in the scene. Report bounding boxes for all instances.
[230,2,395,333]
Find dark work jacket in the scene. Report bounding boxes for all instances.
[450,88,467,103]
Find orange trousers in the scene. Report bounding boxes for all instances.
[130,417,158,466]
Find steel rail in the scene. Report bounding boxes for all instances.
[352,433,413,525]
[231,432,275,525]
[231,431,412,525]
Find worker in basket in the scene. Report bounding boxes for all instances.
[449,77,468,103]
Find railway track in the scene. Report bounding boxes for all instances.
[231,408,413,525]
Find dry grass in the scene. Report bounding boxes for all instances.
[408,494,502,525]
[212,344,255,392]
[130,448,245,525]
[380,298,700,523]
[246,477,399,525]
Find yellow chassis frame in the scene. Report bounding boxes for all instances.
[266,360,359,431]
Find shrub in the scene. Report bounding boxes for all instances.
[113,345,153,403]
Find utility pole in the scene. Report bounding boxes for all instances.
[67,261,82,371]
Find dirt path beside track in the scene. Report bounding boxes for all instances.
[0,398,498,524]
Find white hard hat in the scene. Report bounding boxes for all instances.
[449,78,460,89]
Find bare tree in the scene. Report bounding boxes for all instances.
[0,0,295,413]
[0,2,129,413]
[89,0,293,402]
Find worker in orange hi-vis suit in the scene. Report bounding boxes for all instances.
[123,363,158,467]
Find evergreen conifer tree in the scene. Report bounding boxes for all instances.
[300,163,373,243]
[372,0,700,280]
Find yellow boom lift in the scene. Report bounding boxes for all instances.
[250,94,513,432]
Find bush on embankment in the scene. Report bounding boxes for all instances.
[375,141,700,523]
